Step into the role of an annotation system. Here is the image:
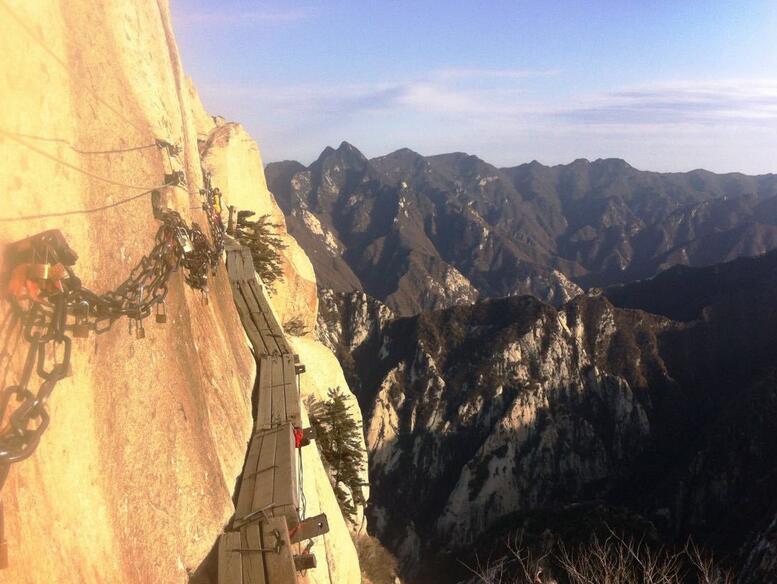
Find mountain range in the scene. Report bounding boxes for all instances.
[268,143,777,582]
[267,143,777,315]
[316,250,777,583]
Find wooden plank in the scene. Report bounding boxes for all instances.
[251,425,278,513]
[270,357,287,426]
[240,524,266,584]
[238,283,270,355]
[261,517,297,584]
[242,281,282,355]
[281,355,302,427]
[239,248,255,280]
[248,280,290,354]
[231,282,268,356]
[273,423,299,528]
[235,431,264,518]
[218,532,243,584]
[225,246,244,281]
[256,357,274,430]
[226,254,240,281]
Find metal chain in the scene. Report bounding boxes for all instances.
[0,174,227,488]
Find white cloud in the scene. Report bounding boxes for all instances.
[557,79,777,125]
[203,74,777,126]
[198,72,777,173]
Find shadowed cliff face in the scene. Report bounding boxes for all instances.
[268,144,777,316]
[327,251,777,582]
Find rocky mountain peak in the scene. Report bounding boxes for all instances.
[269,143,777,315]
[314,140,369,170]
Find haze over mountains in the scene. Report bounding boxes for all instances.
[267,142,777,315]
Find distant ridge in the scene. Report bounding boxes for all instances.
[267,143,777,315]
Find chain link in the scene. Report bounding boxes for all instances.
[0,174,226,487]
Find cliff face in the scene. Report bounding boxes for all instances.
[200,122,319,332]
[0,1,361,582]
[352,296,664,569]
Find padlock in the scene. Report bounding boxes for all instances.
[72,300,91,337]
[27,263,52,279]
[135,319,146,339]
[72,323,91,338]
[30,262,67,281]
[155,302,167,324]
[175,227,194,255]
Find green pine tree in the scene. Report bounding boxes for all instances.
[234,211,286,290]
[309,387,367,521]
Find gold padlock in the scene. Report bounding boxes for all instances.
[72,323,91,338]
[28,262,66,280]
[72,301,91,337]
[27,263,51,279]
[155,302,167,324]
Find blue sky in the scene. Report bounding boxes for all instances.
[171,0,777,173]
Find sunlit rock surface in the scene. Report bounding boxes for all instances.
[200,122,318,333]
[0,1,359,582]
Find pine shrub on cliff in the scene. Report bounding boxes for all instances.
[234,210,286,290]
[308,388,366,521]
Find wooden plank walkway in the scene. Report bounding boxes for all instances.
[219,239,325,584]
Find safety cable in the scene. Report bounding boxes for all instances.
[0,129,172,192]
[298,444,307,519]
[2,131,163,156]
[0,187,168,223]
[0,0,149,137]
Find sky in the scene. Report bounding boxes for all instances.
[171,0,777,174]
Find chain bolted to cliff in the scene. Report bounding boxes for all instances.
[0,138,231,567]
[0,170,227,485]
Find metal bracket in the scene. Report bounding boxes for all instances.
[5,230,78,267]
[289,513,329,544]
